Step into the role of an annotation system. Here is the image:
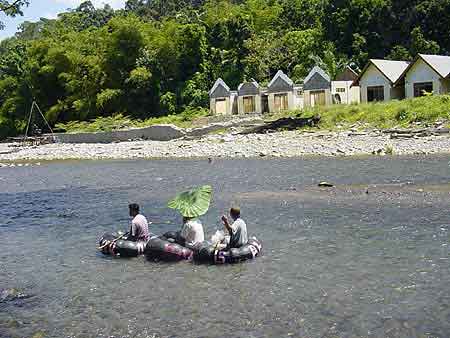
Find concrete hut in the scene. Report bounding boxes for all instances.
[237,79,262,114]
[354,59,409,103]
[267,70,295,113]
[303,66,332,107]
[332,66,360,104]
[209,78,237,116]
[395,54,450,98]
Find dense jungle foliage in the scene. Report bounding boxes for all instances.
[0,0,449,137]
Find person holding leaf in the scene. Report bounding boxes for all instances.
[167,185,211,249]
[180,216,205,249]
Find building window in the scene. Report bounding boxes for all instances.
[367,86,384,102]
[413,82,433,97]
[336,87,346,93]
[243,96,255,113]
[274,93,288,111]
[296,89,304,96]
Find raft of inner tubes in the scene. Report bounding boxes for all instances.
[99,231,262,264]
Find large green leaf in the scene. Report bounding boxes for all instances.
[167,185,212,218]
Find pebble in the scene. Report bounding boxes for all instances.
[0,130,450,161]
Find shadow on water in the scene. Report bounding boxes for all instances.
[0,156,449,338]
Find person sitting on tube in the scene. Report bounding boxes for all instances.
[221,207,248,248]
[127,203,150,242]
[179,216,205,249]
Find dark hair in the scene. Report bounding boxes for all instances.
[129,203,140,213]
[230,207,240,218]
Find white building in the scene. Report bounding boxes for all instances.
[395,54,450,98]
[332,66,360,104]
[354,59,409,103]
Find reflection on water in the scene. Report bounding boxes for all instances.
[0,156,449,338]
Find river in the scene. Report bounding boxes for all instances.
[0,156,449,338]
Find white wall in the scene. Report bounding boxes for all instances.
[405,58,444,98]
[293,87,304,110]
[359,64,392,103]
[331,81,360,104]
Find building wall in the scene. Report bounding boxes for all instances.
[391,86,405,101]
[442,78,450,93]
[293,88,304,110]
[404,58,444,98]
[331,81,360,104]
[359,64,392,103]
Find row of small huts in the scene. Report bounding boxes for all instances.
[209,54,450,115]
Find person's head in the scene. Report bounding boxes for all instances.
[183,216,194,224]
[229,207,240,220]
[129,203,140,217]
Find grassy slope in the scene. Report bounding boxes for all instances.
[281,94,450,130]
[55,108,209,133]
[55,95,450,133]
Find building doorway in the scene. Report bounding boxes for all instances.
[243,96,255,113]
[274,93,288,112]
[261,95,269,113]
[311,90,326,106]
[367,86,384,102]
[414,82,433,97]
[215,98,227,115]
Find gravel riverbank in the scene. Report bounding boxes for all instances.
[1,129,450,162]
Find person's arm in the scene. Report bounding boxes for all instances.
[221,215,232,235]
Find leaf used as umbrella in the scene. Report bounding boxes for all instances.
[167,185,212,218]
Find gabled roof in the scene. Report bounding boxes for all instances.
[304,66,331,84]
[335,66,359,81]
[209,78,230,96]
[237,78,260,94]
[353,59,410,86]
[394,54,450,85]
[268,70,293,88]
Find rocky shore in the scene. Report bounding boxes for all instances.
[1,128,450,162]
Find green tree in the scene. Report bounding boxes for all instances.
[0,0,30,30]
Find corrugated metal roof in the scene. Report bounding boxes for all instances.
[370,59,410,83]
[420,54,450,78]
[268,70,293,88]
[209,78,230,95]
[304,66,331,84]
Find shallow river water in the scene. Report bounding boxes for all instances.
[0,156,449,338]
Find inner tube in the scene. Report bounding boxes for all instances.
[99,232,147,257]
[193,237,262,264]
[145,237,193,261]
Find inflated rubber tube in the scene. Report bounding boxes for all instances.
[193,237,262,264]
[144,237,193,261]
[99,232,147,257]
